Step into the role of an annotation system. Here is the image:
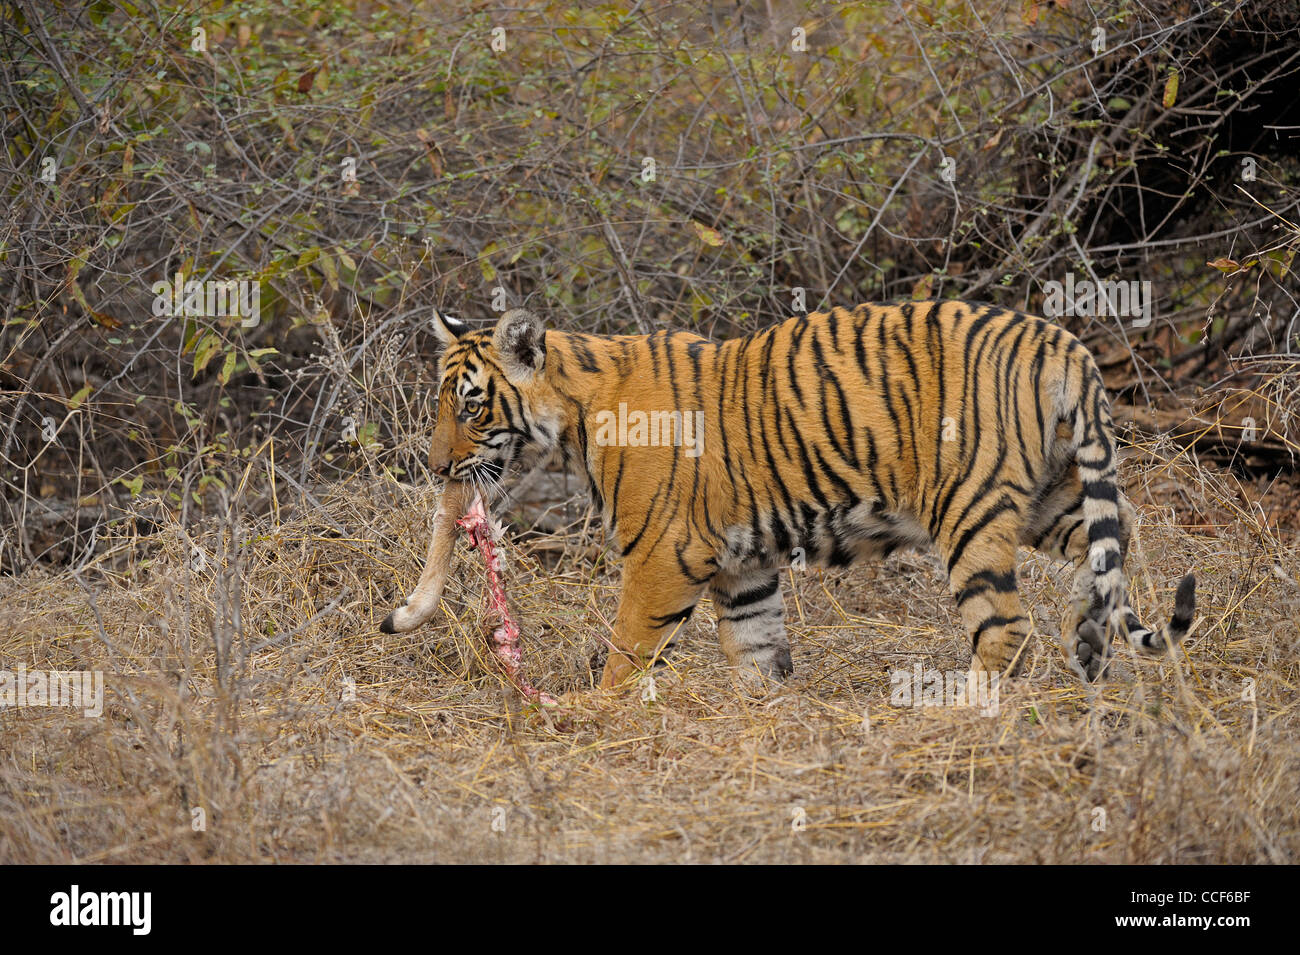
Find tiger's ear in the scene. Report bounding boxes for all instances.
[493,309,546,381]
[432,309,468,347]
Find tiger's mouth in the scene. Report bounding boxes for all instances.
[448,441,523,486]
[447,426,557,488]
[449,455,505,483]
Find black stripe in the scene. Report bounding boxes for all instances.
[722,606,784,624]
[649,604,696,628]
[715,576,780,610]
[956,569,1018,605]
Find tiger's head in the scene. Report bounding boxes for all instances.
[428,308,562,487]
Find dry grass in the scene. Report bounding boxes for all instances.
[1,446,1297,864]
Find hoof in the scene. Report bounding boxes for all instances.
[379,611,398,634]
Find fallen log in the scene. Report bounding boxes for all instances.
[1115,403,1297,468]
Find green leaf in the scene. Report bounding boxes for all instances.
[68,385,94,410]
[1162,70,1179,109]
[692,221,724,246]
[479,241,499,282]
[318,251,338,291]
[192,333,221,375]
[218,349,238,384]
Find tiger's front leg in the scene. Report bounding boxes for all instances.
[599,557,707,689]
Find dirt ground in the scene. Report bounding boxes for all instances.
[1,444,1297,864]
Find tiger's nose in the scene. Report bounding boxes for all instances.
[432,461,450,477]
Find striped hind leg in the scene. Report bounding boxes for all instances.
[941,507,1032,677]
[710,569,793,690]
[1026,472,1195,679]
[1024,465,1129,679]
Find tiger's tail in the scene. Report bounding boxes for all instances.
[1071,371,1196,679]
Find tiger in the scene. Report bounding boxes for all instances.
[381,301,1196,691]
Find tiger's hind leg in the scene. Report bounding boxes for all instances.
[1022,468,1100,676]
[940,506,1032,677]
[710,569,792,691]
[1022,466,1120,679]
[1026,472,1194,680]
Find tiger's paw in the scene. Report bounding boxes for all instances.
[728,650,794,699]
[1067,618,1109,682]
